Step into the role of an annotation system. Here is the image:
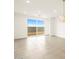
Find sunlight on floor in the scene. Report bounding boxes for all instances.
[26,36,46,51]
[15,36,65,59]
[25,36,46,59]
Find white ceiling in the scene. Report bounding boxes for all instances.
[14,0,64,18]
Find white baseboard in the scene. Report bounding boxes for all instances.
[14,37,27,40]
[14,35,65,40]
[46,34,65,39]
[54,35,65,39]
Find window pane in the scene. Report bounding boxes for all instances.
[27,18,36,27]
[27,18,44,36]
[36,20,44,27]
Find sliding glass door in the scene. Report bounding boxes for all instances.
[27,18,44,36]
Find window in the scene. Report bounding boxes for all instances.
[27,18,44,36]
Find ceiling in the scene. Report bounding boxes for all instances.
[14,0,64,18]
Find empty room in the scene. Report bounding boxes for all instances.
[14,0,65,59]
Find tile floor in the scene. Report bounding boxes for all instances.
[14,36,65,59]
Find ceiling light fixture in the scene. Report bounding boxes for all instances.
[26,0,30,3]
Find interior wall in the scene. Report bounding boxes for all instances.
[14,12,27,39]
[44,18,51,35]
[55,19,65,38]
[50,17,65,38]
[49,1,65,38]
[14,12,65,39]
[50,17,56,36]
[14,12,50,39]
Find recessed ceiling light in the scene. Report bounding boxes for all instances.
[26,0,30,3]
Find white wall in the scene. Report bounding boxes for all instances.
[44,18,51,35]
[50,17,56,36]
[49,0,65,38]
[55,19,65,38]
[14,12,50,39]
[14,12,27,39]
[14,12,65,39]
[50,17,65,38]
